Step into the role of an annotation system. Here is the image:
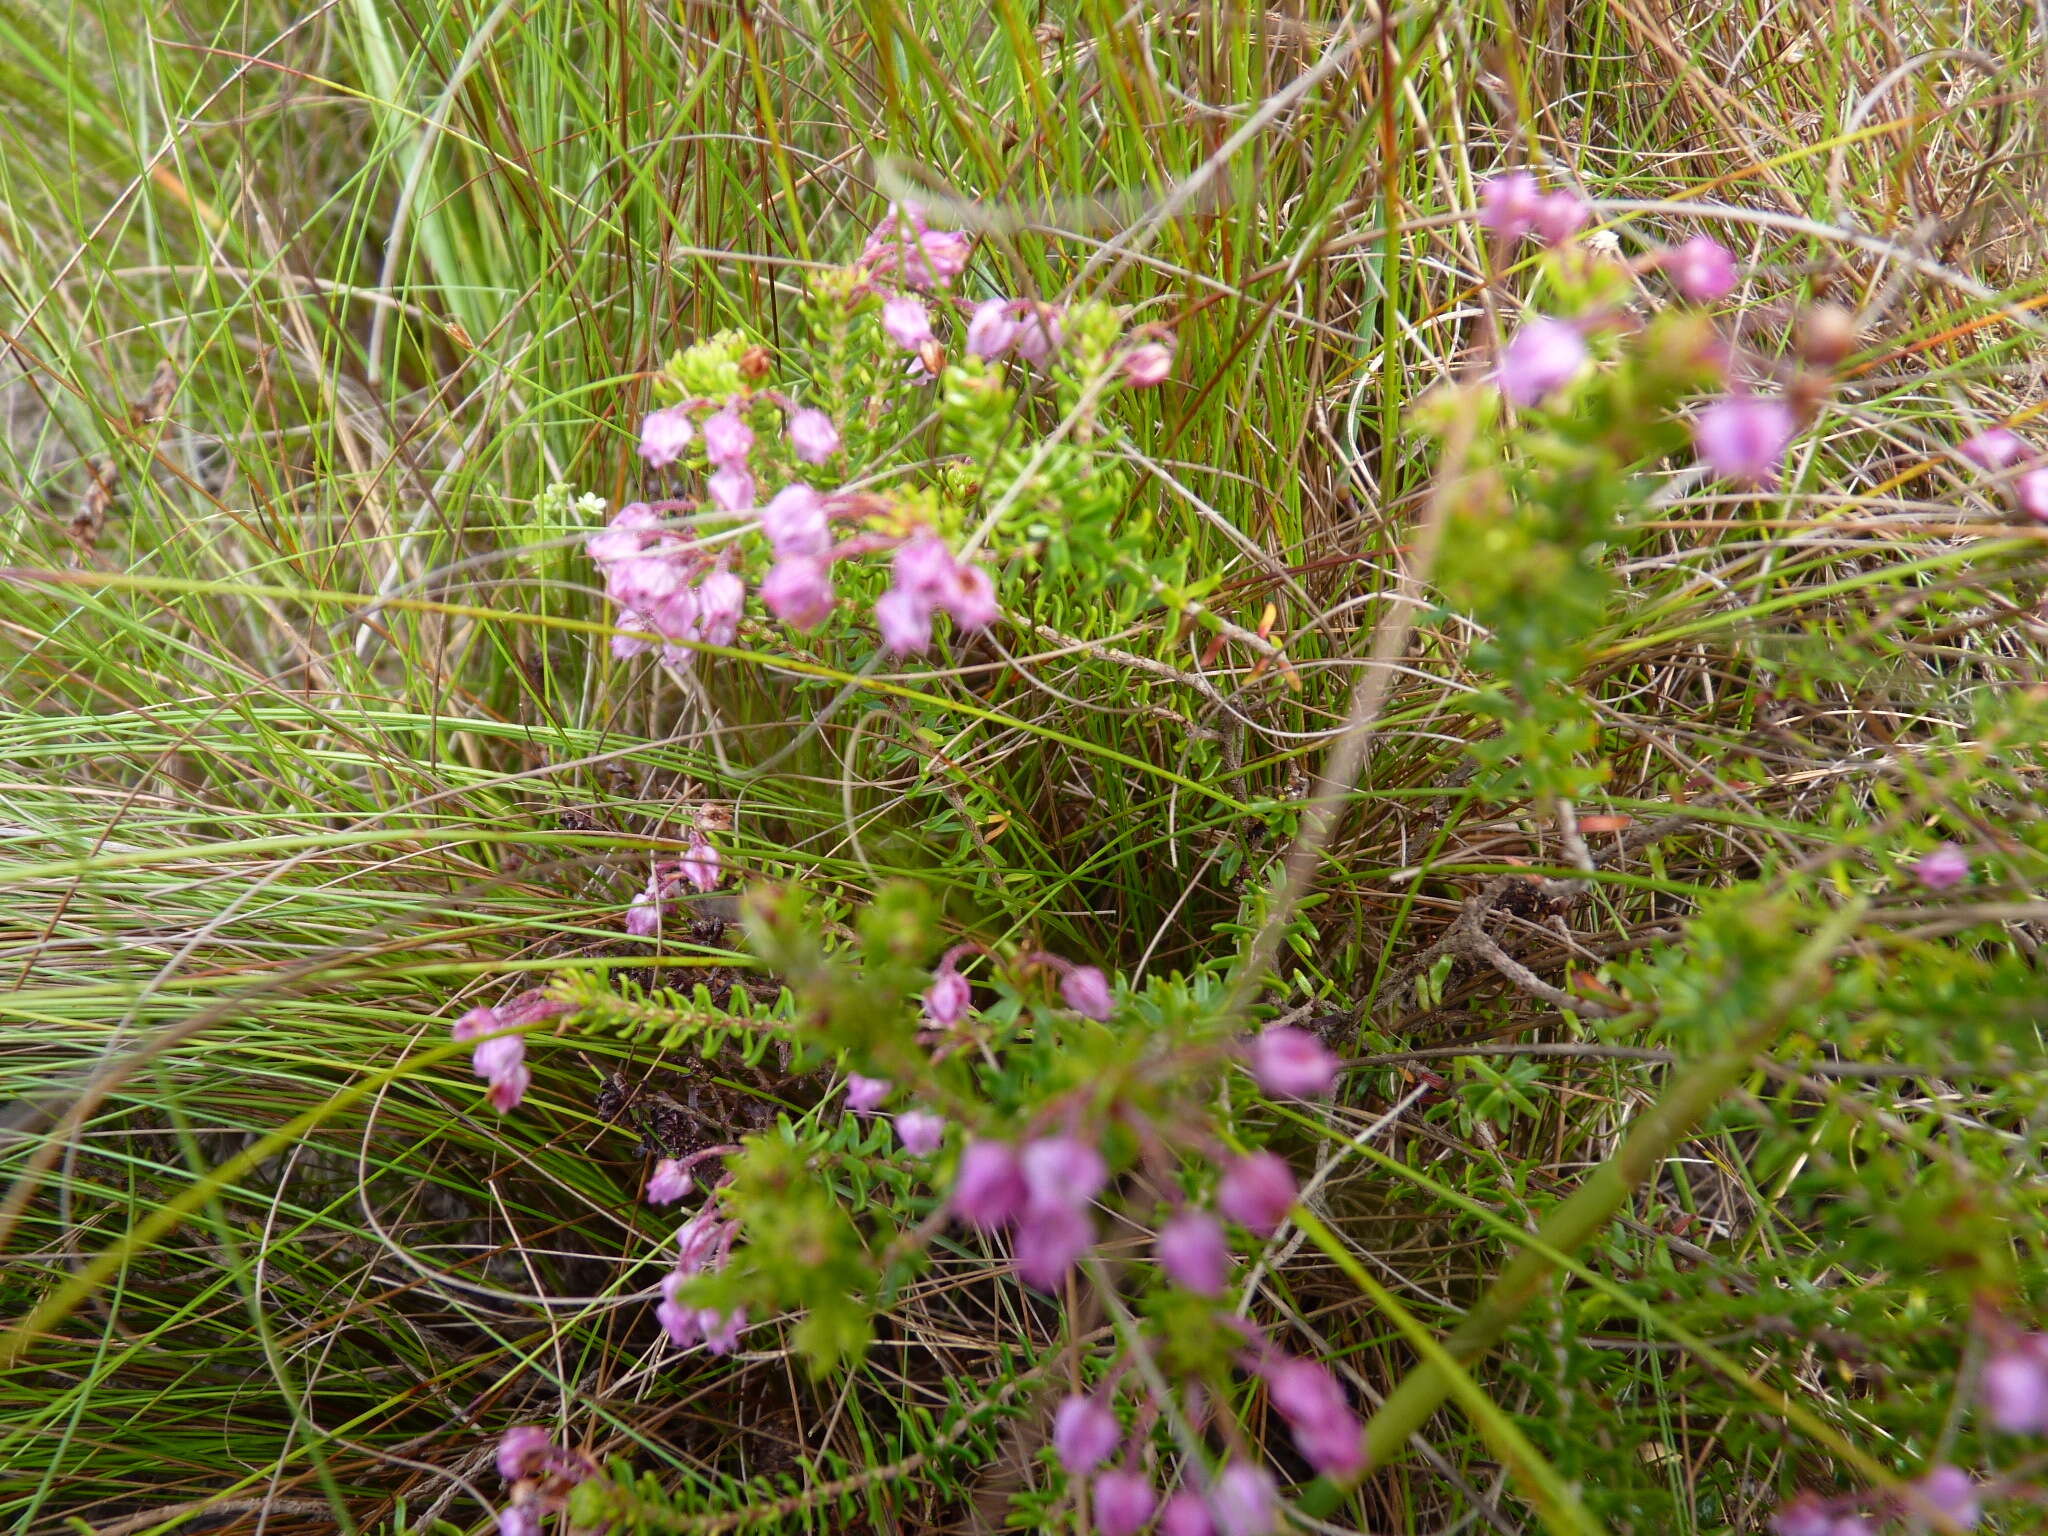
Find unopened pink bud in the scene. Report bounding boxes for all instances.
[1666,237,1738,302]
[1910,842,1969,891]
[761,556,835,630]
[923,967,972,1027]
[761,483,830,559]
[1120,342,1174,387]
[786,407,842,464]
[954,1140,1028,1229]
[1694,394,1796,487]
[1209,1463,1277,1536]
[1530,189,1589,245]
[2016,467,2048,523]
[700,1306,746,1355]
[646,1158,693,1205]
[702,407,753,470]
[1051,1393,1120,1474]
[1497,318,1587,407]
[1249,1025,1340,1098]
[1022,1136,1109,1211]
[1769,1495,1831,1536]
[1960,428,2028,472]
[1981,1335,2048,1432]
[846,1074,891,1115]
[876,587,933,655]
[1013,1201,1094,1290]
[496,1425,554,1481]
[1159,1491,1215,1536]
[895,1110,946,1155]
[1218,1151,1296,1236]
[707,465,755,513]
[882,294,935,351]
[453,1005,498,1042]
[1477,171,1542,242]
[1915,1466,1980,1530]
[1156,1211,1232,1295]
[1060,964,1114,1020]
[680,838,720,892]
[1092,1469,1157,1536]
[485,1062,531,1114]
[638,405,696,468]
[968,299,1020,359]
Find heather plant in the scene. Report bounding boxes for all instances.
[3,5,2048,1536]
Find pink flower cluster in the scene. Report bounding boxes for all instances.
[858,200,974,293]
[1982,1327,2048,1433]
[1478,171,1592,249]
[1910,841,1970,892]
[848,949,1114,1168]
[858,203,1173,389]
[1694,393,1797,488]
[1958,425,2048,523]
[1480,168,1802,486]
[1771,1465,1981,1536]
[492,1424,591,1536]
[587,503,746,665]
[876,534,999,654]
[1050,1391,1284,1536]
[1769,1312,2048,1534]
[656,1202,745,1354]
[452,990,570,1114]
[898,993,1352,1528]
[1254,1349,1366,1480]
[625,838,722,939]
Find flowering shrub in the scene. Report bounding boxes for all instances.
[438,191,2048,1535]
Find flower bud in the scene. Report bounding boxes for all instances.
[786,407,842,464]
[1981,1334,2048,1432]
[1022,1136,1109,1211]
[1693,394,1796,487]
[1092,1469,1157,1536]
[1218,1152,1296,1236]
[1664,237,1737,302]
[1249,1025,1340,1097]
[1477,171,1542,242]
[1159,1491,1215,1536]
[1768,1496,1831,1536]
[1060,964,1114,1020]
[1960,428,2028,472]
[1798,303,1858,368]
[2017,468,2048,524]
[1156,1211,1232,1295]
[760,556,835,630]
[923,967,972,1027]
[496,1425,554,1481]
[645,1158,693,1205]
[968,299,1020,359]
[882,294,934,351]
[1914,1466,1980,1530]
[1120,342,1174,387]
[845,1074,891,1115]
[1910,842,1969,892]
[637,405,696,468]
[1051,1393,1120,1474]
[1497,319,1587,408]
[1209,1463,1277,1536]
[895,1110,946,1155]
[702,406,753,470]
[954,1140,1029,1230]
[1530,189,1590,245]
[1014,1201,1094,1290]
